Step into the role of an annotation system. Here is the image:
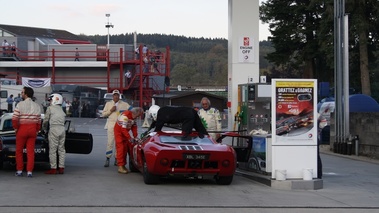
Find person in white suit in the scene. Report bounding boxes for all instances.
[102,90,130,167]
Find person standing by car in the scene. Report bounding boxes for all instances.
[102,90,130,167]
[12,87,42,177]
[65,100,72,117]
[198,97,222,140]
[14,93,22,107]
[71,97,79,117]
[61,97,67,114]
[317,113,326,179]
[114,107,143,174]
[41,96,50,113]
[81,101,89,117]
[43,94,67,175]
[6,94,14,112]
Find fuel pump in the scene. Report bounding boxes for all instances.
[238,83,272,134]
[237,82,273,174]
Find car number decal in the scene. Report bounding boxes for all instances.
[23,148,46,154]
[183,154,209,160]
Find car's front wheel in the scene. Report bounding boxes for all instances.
[215,175,233,185]
[143,158,159,184]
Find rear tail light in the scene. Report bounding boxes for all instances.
[221,160,230,167]
[160,158,169,166]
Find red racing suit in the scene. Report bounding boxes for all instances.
[114,110,138,167]
[12,97,42,172]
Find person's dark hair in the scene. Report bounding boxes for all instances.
[23,86,34,98]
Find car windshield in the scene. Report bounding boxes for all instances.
[2,118,14,131]
[159,135,213,145]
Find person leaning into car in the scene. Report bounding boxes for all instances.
[12,87,42,178]
[102,90,130,167]
[42,94,67,175]
[114,107,143,174]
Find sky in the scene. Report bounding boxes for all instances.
[1,0,270,41]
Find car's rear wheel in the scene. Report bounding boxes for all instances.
[215,175,233,185]
[142,158,159,184]
[128,155,138,172]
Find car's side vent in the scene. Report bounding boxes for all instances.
[179,145,203,151]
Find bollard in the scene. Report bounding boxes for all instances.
[275,170,287,181]
[337,141,341,154]
[354,135,359,156]
[303,168,313,180]
[341,142,347,155]
[347,140,352,155]
[346,135,352,155]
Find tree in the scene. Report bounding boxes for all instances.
[171,63,197,86]
[261,0,379,98]
[348,0,379,96]
[260,0,326,79]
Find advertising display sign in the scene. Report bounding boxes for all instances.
[237,135,272,174]
[271,79,317,146]
[238,36,254,63]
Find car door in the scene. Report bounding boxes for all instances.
[64,120,93,154]
[217,133,252,162]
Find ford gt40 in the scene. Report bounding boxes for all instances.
[128,131,252,185]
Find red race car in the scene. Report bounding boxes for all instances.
[128,131,252,185]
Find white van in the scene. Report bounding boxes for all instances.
[0,85,52,113]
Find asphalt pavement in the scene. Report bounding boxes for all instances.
[0,117,378,213]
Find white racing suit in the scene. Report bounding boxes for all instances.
[198,107,222,140]
[42,105,66,169]
[102,100,130,159]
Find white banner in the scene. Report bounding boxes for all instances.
[22,77,51,88]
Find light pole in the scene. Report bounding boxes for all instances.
[105,14,114,49]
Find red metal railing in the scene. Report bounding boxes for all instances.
[1,46,121,62]
[1,45,171,107]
